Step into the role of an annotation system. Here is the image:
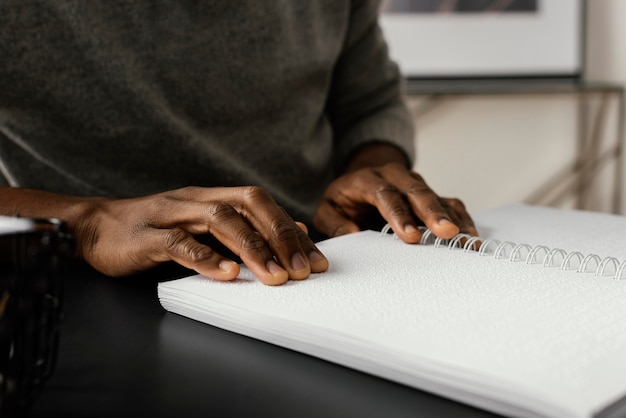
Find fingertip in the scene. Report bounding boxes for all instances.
[197,260,240,282]
[394,223,422,244]
[295,221,308,234]
[260,260,290,286]
[261,274,289,286]
[286,252,311,281]
[219,259,240,276]
[308,251,329,273]
[431,218,460,239]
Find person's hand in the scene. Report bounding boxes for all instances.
[79,186,331,285]
[313,145,477,243]
[77,186,329,285]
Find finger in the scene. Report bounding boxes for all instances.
[441,198,479,236]
[313,200,360,238]
[346,169,423,244]
[149,228,241,281]
[381,169,460,240]
[142,188,307,283]
[295,221,308,234]
[293,220,329,274]
[198,202,291,285]
[235,187,314,281]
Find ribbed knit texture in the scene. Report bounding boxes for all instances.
[0,0,414,224]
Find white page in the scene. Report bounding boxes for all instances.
[472,204,626,260]
[160,213,626,418]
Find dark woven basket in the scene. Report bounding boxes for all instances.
[0,217,73,417]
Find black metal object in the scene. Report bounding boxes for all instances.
[0,217,73,417]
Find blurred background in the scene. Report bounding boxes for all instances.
[380,0,626,216]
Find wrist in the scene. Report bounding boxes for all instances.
[343,142,410,174]
[0,187,106,258]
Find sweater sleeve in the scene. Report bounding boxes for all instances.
[326,0,415,172]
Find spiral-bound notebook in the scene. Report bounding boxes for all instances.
[158,204,626,418]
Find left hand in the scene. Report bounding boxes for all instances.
[313,161,478,244]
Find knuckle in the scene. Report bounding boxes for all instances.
[164,228,215,263]
[445,197,466,211]
[163,228,189,250]
[240,185,272,204]
[236,230,267,253]
[206,201,235,220]
[406,182,433,196]
[372,183,399,199]
[270,221,297,243]
[422,203,446,216]
[145,195,174,221]
[128,219,150,239]
[186,246,215,264]
[388,203,411,218]
[351,172,379,190]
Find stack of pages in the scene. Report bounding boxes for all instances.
[158,204,626,418]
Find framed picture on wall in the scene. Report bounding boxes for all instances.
[379,0,585,80]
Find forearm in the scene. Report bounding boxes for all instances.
[0,187,100,254]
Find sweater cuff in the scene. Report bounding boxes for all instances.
[333,105,416,173]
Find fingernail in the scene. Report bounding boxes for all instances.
[219,260,237,273]
[267,260,286,276]
[437,218,460,238]
[404,224,418,234]
[291,253,307,271]
[309,251,329,272]
[309,251,324,263]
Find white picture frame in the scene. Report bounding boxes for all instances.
[379,0,585,79]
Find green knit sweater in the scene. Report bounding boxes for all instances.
[0,0,414,224]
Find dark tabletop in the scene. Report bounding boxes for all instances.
[29,261,502,418]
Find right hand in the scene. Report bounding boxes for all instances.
[71,186,328,285]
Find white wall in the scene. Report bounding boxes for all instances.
[409,0,626,216]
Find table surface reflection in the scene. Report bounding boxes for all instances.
[30,261,502,418]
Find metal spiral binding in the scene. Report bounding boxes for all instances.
[380,224,626,279]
